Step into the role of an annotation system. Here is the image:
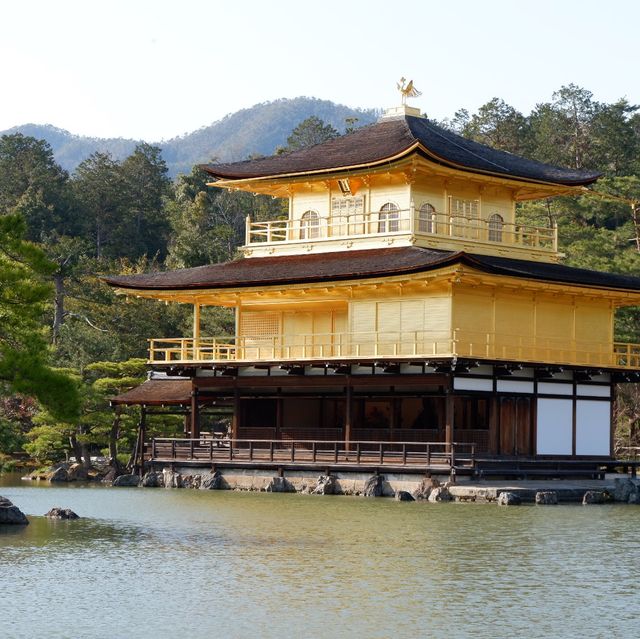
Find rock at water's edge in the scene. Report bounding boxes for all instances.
[413,477,440,501]
[535,491,558,505]
[582,490,609,505]
[201,471,224,490]
[67,463,88,481]
[112,474,141,487]
[395,490,415,502]
[45,507,79,519]
[48,466,69,483]
[311,475,336,495]
[428,486,452,502]
[265,477,296,493]
[497,492,521,506]
[0,496,29,525]
[363,475,384,497]
[612,478,640,503]
[141,472,163,488]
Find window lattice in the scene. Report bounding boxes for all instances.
[449,197,479,218]
[239,312,280,337]
[331,196,364,219]
[300,210,320,239]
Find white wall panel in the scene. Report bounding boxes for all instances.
[538,382,573,396]
[575,400,610,455]
[496,380,534,394]
[453,377,493,391]
[576,384,611,398]
[536,398,573,455]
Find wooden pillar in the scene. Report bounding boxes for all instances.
[138,406,147,478]
[345,379,352,452]
[231,386,240,441]
[190,389,200,439]
[444,391,455,452]
[193,303,201,358]
[276,393,283,440]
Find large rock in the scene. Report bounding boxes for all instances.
[112,474,141,487]
[67,463,88,481]
[265,476,295,493]
[611,478,640,503]
[201,471,224,490]
[395,490,415,502]
[535,491,558,505]
[363,475,384,497]
[0,496,29,525]
[582,490,610,505]
[141,472,163,488]
[44,507,79,519]
[428,486,452,502]
[180,474,199,489]
[311,475,336,495]
[413,477,440,501]
[497,491,521,506]
[101,466,120,483]
[162,469,182,488]
[48,466,69,482]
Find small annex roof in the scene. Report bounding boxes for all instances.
[111,379,193,406]
[103,246,640,294]
[202,115,601,187]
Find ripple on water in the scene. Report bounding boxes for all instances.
[0,476,639,639]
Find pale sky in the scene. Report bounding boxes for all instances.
[1,0,638,141]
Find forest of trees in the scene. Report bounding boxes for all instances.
[0,84,639,469]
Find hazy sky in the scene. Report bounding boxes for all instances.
[2,0,638,140]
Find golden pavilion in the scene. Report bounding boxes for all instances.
[107,94,640,478]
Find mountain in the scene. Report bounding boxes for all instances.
[1,97,378,178]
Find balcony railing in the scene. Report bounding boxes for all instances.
[245,208,558,253]
[147,438,476,471]
[148,330,638,369]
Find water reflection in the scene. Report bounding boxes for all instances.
[1,473,639,639]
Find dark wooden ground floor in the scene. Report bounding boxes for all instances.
[113,362,622,477]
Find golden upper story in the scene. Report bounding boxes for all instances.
[104,105,640,371]
[204,105,600,263]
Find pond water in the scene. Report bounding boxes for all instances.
[0,473,638,639]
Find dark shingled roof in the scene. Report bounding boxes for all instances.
[202,115,601,187]
[111,379,192,406]
[103,247,640,293]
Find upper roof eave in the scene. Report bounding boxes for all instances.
[202,115,601,188]
[101,246,640,296]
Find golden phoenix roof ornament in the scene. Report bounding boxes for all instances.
[396,77,422,105]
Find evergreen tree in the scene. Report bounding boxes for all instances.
[0,213,79,420]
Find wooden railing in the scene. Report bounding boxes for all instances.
[148,330,638,369]
[245,207,558,253]
[148,437,476,470]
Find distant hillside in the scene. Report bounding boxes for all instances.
[1,97,378,178]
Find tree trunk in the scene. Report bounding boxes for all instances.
[69,434,83,465]
[109,410,121,463]
[52,273,65,344]
[81,442,92,471]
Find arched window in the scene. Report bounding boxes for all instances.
[488,213,504,243]
[300,210,320,239]
[418,203,436,233]
[378,202,400,233]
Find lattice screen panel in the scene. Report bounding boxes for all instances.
[239,311,281,337]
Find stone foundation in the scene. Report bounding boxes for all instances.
[131,466,640,504]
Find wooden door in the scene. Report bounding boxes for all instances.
[498,397,532,455]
